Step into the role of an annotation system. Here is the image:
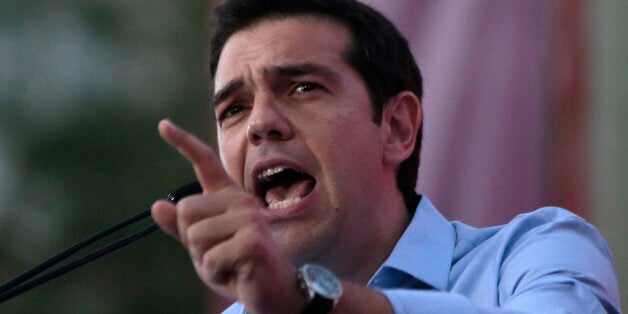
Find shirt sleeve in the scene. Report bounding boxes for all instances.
[380,209,620,313]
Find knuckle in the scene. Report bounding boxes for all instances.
[201,251,234,287]
[237,224,267,254]
[176,198,194,219]
[201,250,218,273]
[239,208,263,224]
[185,224,202,245]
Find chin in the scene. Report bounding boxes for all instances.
[271,219,338,266]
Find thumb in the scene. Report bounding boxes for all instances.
[151,200,180,239]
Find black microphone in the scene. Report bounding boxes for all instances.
[0,181,203,303]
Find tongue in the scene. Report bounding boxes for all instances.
[265,177,314,207]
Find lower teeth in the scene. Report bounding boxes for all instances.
[268,197,302,210]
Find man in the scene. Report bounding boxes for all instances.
[151,0,620,313]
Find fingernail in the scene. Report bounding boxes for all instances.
[161,119,181,133]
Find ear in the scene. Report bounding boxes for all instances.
[381,91,422,167]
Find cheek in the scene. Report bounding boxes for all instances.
[311,117,380,172]
[218,135,246,184]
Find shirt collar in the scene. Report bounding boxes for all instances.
[370,196,455,291]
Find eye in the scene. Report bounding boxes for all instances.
[218,103,246,121]
[294,82,320,93]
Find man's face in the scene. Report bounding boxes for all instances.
[213,16,392,265]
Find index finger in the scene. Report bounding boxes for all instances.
[158,119,232,193]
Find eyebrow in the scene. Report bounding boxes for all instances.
[265,63,340,82]
[211,62,340,107]
[211,79,244,108]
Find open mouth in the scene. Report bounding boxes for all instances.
[255,166,316,210]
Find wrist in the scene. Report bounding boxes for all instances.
[297,264,343,314]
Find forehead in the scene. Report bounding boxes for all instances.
[214,15,352,89]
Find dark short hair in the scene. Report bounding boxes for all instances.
[209,0,423,209]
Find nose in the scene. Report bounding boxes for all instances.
[246,95,293,144]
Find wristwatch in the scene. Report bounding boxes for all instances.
[297,263,343,314]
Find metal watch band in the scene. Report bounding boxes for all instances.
[301,293,333,314]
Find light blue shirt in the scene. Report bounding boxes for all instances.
[224,197,621,313]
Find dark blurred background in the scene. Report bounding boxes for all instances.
[1,1,212,313]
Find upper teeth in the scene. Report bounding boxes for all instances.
[258,166,287,181]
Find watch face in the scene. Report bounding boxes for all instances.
[302,264,343,299]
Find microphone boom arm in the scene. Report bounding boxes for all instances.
[0,181,202,303]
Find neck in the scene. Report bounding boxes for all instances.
[332,189,412,285]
